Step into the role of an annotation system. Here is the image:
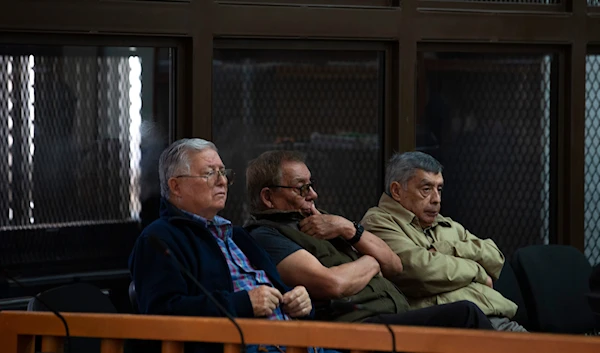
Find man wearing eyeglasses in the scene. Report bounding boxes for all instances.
[129,139,325,353]
[244,150,493,329]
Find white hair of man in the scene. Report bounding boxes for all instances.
[385,151,443,194]
[158,138,217,199]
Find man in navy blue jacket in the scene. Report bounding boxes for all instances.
[129,138,316,353]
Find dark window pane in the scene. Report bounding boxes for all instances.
[0,45,171,273]
[585,54,600,266]
[213,49,384,225]
[417,52,555,258]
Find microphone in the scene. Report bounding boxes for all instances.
[330,299,396,353]
[148,235,246,353]
[1,269,71,353]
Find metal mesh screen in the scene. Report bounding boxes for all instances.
[0,45,171,273]
[417,52,554,259]
[585,54,600,266]
[213,49,384,226]
[0,52,140,229]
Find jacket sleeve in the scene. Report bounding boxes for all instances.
[361,213,488,297]
[431,222,505,280]
[129,228,254,318]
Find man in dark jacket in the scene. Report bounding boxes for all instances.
[129,139,316,353]
[244,150,493,329]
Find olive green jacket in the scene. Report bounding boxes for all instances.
[361,193,517,318]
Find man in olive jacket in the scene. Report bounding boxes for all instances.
[244,150,494,330]
[361,151,525,332]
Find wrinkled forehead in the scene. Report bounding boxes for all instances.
[280,161,311,184]
[189,149,224,170]
[411,169,444,185]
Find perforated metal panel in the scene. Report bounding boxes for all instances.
[0,52,143,229]
[213,49,384,225]
[585,54,600,266]
[0,45,172,274]
[417,52,555,259]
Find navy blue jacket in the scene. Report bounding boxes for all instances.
[129,198,293,327]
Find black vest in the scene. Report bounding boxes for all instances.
[246,212,410,322]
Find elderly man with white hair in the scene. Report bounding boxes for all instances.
[129,138,326,353]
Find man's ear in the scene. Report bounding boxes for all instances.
[168,177,182,198]
[260,187,274,209]
[390,181,403,202]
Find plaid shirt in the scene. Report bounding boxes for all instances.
[183,210,290,321]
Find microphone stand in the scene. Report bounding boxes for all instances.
[2,269,71,353]
[148,235,247,353]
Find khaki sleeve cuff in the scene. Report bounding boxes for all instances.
[474,264,488,284]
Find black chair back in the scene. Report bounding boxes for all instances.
[28,282,117,352]
[512,245,596,333]
[128,281,139,314]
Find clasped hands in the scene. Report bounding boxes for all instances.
[248,285,312,318]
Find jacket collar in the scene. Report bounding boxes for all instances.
[377,193,451,229]
[251,209,305,221]
[245,209,305,228]
[159,197,231,228]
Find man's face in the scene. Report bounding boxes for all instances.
[268,161,318,215]
[393,169,443,228]
[169,149,228,220]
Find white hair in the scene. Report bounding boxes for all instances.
[158,138,217,199]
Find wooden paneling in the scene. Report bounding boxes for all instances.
[2,312,600,353]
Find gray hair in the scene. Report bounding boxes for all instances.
[159,138,218,199]
[385,151,443,194]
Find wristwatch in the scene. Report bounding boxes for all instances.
[348,222,364,245]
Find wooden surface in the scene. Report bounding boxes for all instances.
[40,336,62,353]
[162,341,184,353]
[100,338,124,353]
[1,311,600,353]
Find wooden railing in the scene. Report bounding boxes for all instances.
[1,311,600,353]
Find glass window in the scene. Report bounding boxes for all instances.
[417,52,555,258]
[0,44,172,273]
[213,48,385,225]
[585,54,600,266]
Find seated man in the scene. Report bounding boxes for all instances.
[360,151,525,332]
[129,139,322,353]
[244,150,493,329]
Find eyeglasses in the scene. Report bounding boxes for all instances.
[268,179,316,197]
[175,169,235,186]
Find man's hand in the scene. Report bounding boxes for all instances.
[485,276,493,288]
[299,204,354,241]
[282,286,312,318]
[248,286,283,317]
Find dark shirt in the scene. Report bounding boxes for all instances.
[251,225,303,265]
